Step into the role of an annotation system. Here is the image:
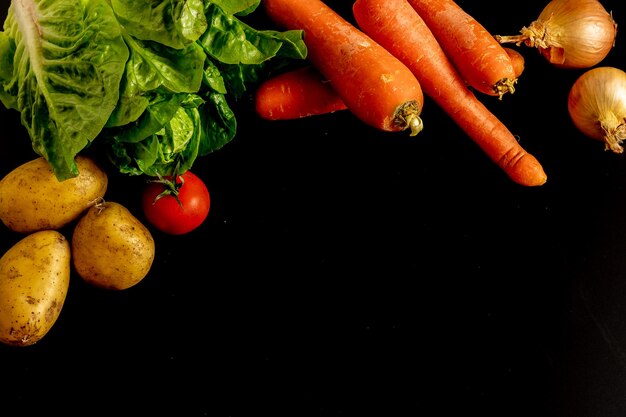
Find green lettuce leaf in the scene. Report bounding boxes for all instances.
[211,0,259,16]
[0,0,129,180]
[106,35,206,128]
[106,93,205,176]
[110,0,207,49]
[199,3,306,66]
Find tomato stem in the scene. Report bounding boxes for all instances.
[147,171,185,208]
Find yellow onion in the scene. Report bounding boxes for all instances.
[495,0,617,69]
[568,67,626,153]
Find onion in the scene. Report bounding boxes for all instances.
[495,0,618,69]
[568,67,626,153]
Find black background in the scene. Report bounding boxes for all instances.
[2,0,626,416]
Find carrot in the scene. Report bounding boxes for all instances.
[352,0,547,187]
[258,49,525,121]
[255,66,347,121]
[263,0,424,136]
[503,47,525,80]
[406,0,518,99]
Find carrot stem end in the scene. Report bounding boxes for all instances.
[494,78,517,100]
[394,100,424,136]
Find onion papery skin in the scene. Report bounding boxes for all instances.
[498,0,617,69]
[568,67,626,153]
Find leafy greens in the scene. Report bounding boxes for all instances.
[0,0,307,180]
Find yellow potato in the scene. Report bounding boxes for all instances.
[0,230,71,347]
[0,155,108,233]
[72,201,155,290]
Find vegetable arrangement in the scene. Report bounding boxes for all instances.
[0,0,624,346]
[0,0,310,347]
[255,0,546,186]
[406,0,519,99]
[351,0,547,186]
[254,47,525,121]
[0,156,156,346]
[263,0,425,136]
[255,0,621,185]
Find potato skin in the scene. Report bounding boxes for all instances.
[0,156,108,233]
[0,230,71,347]
[72,201,155,290]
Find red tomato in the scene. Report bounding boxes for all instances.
[142,170,210,235]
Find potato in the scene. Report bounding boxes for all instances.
[0,155,108,233]
[0,230,71,347]
[72,201,155,290]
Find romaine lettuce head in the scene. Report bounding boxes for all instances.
[0,0,129,180]
[0,0,307,181]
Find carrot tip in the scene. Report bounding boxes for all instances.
[506,153,548,187]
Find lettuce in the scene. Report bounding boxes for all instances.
[0,0,129,180]
[0,0,307,180]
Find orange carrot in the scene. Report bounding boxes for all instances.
[255,66,347,120]
[504,47,525,80]
[258,49,525,121]
[263,0,424,136]
[407,0,518,99]
[353,0,547,187]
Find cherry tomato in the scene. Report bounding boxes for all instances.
[141,170,210,235]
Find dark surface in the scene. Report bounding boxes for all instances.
[2,0,626,416]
